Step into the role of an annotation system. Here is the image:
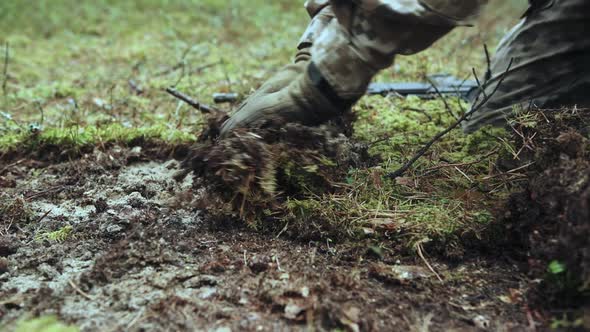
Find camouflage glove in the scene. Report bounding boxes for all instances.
[242,49,311,103]
[219,60,351,138]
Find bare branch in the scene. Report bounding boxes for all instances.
[472,68,488,100]
[2,42,8,100]
[387,58,514,179]
[484,44,492,82]
[426,77,459,120]
[165,87,226,117]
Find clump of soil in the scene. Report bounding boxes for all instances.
[500,108,590,310]
[178,117,373,232]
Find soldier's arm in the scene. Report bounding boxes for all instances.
[221,0,488,135]
[306,0,487,101]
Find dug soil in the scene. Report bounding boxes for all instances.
[0,146,533,331]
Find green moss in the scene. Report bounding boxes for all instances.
[12,315,79,332]
[0,123,197,154]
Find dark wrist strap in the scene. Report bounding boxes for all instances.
[308,62,356,110]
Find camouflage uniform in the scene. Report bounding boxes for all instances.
[298,0,485,105]
[300,0,590,132]
[464,0,590,132]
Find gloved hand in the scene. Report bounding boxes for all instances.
[219,56,347,138]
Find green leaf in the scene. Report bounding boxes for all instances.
[548,260,566,275]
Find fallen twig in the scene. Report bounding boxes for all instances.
[482,161,535,180]
[34,209,53,224]
[68,279,94,301]
[417,244,444,283]
[0,159,25,175]
[25,186,66,200]
[388,58,514,179]
[165,87,226,116]
[421,147,500,176]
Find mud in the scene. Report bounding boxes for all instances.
[0,145,533,331]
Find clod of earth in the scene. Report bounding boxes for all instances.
[177,113,373,238]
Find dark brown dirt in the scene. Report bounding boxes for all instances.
[0,146,533,331]
[499,108,590,319]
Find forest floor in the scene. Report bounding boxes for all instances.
[1,1,588,331]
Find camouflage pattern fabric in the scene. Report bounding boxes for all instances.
[463,0,590,132]
[301,0,485,104]
[298,4,335,50]
[300,0,590,132]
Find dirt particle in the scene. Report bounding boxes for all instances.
[183,275,218,289]
[0,238,17,257]
[248,257,270,274]
[0,176,17,188]
[369,263,432,285]
[0,257,9,274]
[93,198,108,214]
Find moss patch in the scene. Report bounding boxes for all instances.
[12,315,79,332]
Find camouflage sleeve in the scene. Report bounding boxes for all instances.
[304,0,486,100]
[300,0,487,52]
[463,0,590,132]
[298,2,335,50]
[350,0,486,26]
[303,0,487,25]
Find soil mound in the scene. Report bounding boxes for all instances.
[501,108,590,309]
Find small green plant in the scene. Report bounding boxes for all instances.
[35,225,73,243]
[548,260,566,275]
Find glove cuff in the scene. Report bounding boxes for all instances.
[307,62,357,111]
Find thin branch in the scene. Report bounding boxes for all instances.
[2,42,8,99]
[417,244,443,283]
[35,101,45,126]
[0,159,25,175]
[472,68,488,100]
[420,147,500,176]
[34,209,53,224]
[388,58,514,179]
[484,44,492,82]
[165,87,226,116]
[426,77,459,120]
[155,45,192,76]
[68,279,94,301]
